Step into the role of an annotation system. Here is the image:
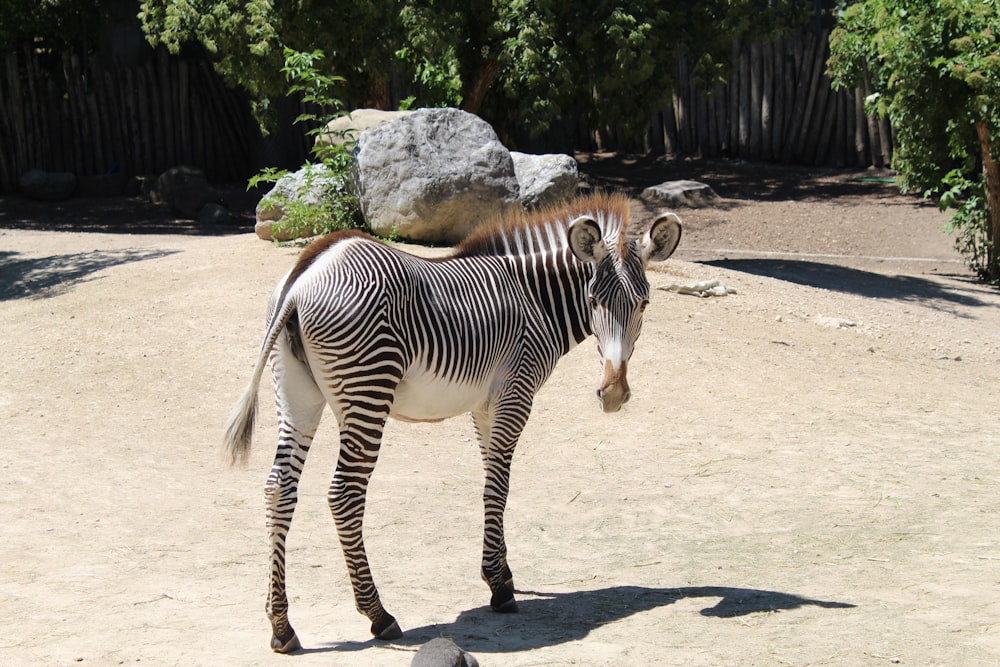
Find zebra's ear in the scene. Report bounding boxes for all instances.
[568,216,608,264]
[640,213,682,264]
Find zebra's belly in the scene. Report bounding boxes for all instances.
[390,367,491,423]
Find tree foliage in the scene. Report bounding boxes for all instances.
[481,0,812,137]
[137,1,401,123]
[247,48,366,240]
[138,0,814,139]
[0,0,103,53]
[829,0,1000,282]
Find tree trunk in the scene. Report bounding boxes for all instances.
[976,119,1000,280]
[365,75,391,110]
[461,59,501,115]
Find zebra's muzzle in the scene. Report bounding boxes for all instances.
[597,359,631,413]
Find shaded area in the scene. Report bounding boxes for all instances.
[0,186,259,235]
[578,153,931,207]
[703,258,991,312]
[0,248,179,300]
[320,585,854,655]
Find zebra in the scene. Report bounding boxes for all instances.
[224,192,681,653]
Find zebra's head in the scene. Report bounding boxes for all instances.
[568,212,682,413]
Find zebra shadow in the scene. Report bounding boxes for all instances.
[321,584,855,654]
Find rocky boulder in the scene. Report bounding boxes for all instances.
[255,163,349,242]
[18,169,76,201]
[157,166,218,218]
[511,151,578,208]
[641,180,719,208]
[313,109,414,155]
[354,107,521,244]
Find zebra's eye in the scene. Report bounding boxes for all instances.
[638,299,650,312]
[588,296,599,310]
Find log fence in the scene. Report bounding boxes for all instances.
[590,28,894,169]
[0,46,260,194]
[0,28,894,196]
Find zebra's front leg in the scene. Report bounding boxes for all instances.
[328,408,402,640]
[265,347,327,653]
[473,408,524,614]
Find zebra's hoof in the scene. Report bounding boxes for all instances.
[490,587,519,613]
[372,617,403,640]
[270,630,302,654]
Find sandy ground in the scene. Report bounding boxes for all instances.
[2,160,1000,666]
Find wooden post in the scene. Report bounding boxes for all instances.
[749,42,763,160]
[793,29,831,163]
[760,40,774,161]
[738,42,751,157]
[781,29,815,163]
[138,66,156,174]
[770,37,786,161]
[878,117,894,168]
[976,119,1000,278]
[855,87,870,167]
[663,98,679,156]
[729,40,740,156]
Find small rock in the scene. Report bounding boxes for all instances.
[198,202,230,225]
[411,637,479,667]
[640,180,718,208]
[814,315,856,329]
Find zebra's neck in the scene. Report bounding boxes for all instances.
[499,247,594,356]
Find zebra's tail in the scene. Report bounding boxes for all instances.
[223,292,299,468]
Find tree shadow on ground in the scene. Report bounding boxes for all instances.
[0,248,179,301]
[702,258,994,314]
[578,154,923,206]
[318,585,854,655]
[0,188,257,235]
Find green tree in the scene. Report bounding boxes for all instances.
[400,0,814,137]
[829,0,1000,282]
[139,1,812,139]
[137,0,402,123]
[0,0,103,53]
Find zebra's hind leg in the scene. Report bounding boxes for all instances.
[327,385,402,640]
[472,407,525,614]
[264,344,327,654]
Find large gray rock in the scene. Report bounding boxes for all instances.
[511,151,579,208]
[314,108,414,155]
[157,166,217,218]
[18,169,76,201]
[354,108,521,244]
[640,180,719,208]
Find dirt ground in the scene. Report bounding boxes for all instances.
[2,156,1000,666]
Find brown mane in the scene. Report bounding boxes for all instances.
[453,192,632,258]
[280,229,369,303]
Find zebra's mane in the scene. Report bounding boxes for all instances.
[453,192,632,259]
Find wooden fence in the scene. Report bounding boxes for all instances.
[0,28,893,196]
[0,46,261,194]
[589,28,894,169]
